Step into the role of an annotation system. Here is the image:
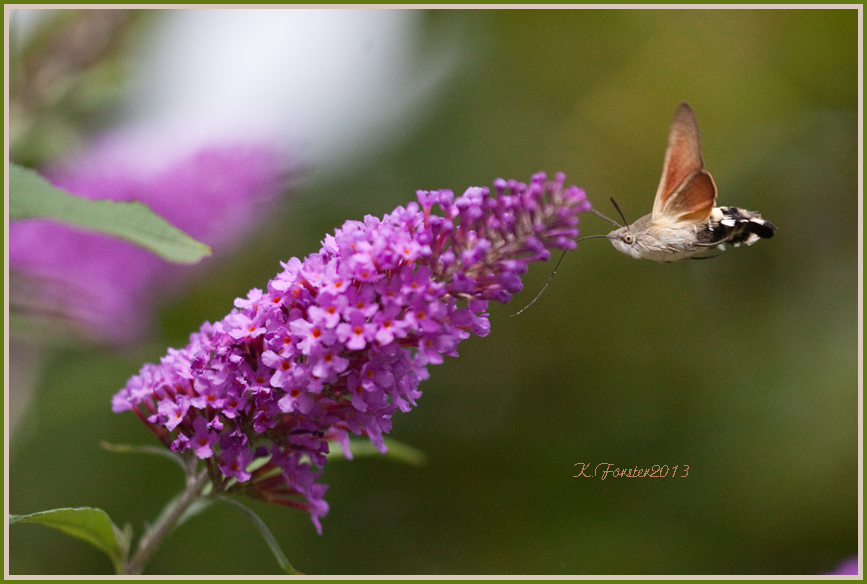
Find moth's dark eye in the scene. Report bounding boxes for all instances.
[623,233,634,245]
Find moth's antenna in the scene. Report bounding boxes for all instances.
[590,208,621,228]
[609,197,631,230]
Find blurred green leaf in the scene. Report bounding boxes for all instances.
[9,162,212,264]
[216,497,303,575]
[9,507,126,573]
[327,437,429,466]
[99,441,188,473]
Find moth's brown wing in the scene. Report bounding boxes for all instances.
[659,170,717,225]
[651,102,716,226]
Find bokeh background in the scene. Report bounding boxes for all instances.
[7,8,859,575]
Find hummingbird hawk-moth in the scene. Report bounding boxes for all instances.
[601,102,776,262]
[511,103,777,316]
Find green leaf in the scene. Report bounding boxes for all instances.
[99,440,188,473]
[326,437,429,466]
[10,507,126,572]
[9,162,212,264]
[217,497,304,575]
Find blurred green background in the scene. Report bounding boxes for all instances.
[8,9,858,575]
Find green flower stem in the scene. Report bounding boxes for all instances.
[123,468,210,575]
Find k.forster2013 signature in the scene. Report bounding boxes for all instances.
[573,463,690,480]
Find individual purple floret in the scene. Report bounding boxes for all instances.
[827,556,859,575]
[113,172,591,533]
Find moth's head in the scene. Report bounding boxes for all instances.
[607,225,636,256]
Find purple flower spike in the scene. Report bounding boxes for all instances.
[113,172,591,533]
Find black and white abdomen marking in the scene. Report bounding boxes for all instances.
[703,206,777,248]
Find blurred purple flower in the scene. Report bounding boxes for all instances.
[112,171,591,533]
[827,556,859,575]
[9,138,289,344]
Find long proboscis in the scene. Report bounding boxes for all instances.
[510,201,628,317]
[509,233,610,317]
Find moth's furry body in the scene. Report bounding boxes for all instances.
[608,206,776,262]
[605,102,776,262]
